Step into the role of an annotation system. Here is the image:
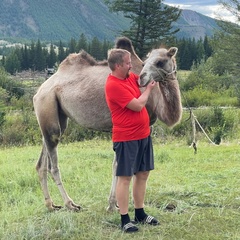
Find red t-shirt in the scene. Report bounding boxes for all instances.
[105,72,150,142]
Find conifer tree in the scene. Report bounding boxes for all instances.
[203,36,213,60]
[105,0,181,58]
[215,0,240,76]
[196,38,205,63]
[47,43,57,68]
[29,41,36,70]
[90,37,103,60]
[35,40,46,71]
[77,33,88,52]
[21,44,30,70]
[58,40,66,63]
[69,38,77,53]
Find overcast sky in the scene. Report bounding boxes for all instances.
[165,0,236,22]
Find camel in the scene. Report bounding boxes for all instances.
[33,37,182,212]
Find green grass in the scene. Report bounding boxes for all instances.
[0,140,240,239]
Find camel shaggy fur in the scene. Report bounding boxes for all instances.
[33,37,182,211]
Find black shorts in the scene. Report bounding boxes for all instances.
[113,136,154,176]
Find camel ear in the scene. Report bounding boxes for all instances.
[167,47,178,57]
[146,51,151,58]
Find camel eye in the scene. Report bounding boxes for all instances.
[156,60,164,68]
[142,63,145,67]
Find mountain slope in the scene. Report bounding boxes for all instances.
[0,0,220,42]
[174,10,220,39]
[0,0,129,41]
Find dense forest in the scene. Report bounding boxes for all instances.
[0,34,213,74]
[0,35,112,74]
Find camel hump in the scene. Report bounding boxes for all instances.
[115,37,135,54]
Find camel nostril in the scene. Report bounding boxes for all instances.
[140,72,147,79]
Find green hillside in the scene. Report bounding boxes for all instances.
[0,0,129,42]
[0,0,220,42]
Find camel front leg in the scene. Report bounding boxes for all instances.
[107,154,119,212]
[36,145,62,211]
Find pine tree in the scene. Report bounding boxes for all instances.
[58,40,66,63]
[47,43,57,68]
[29,41,36,70]
[35,40,46,71]
[105,0,181,58]
[196,38,205,64]
[77,33,88,52]
[69,38,77,53]
[203,36,213,60]
[102,39,112,59]
[21,44,30,70]
[90,37,103,60]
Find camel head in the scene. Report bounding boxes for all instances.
[139,47,178,87]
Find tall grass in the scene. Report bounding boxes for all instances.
[1,139,240,239]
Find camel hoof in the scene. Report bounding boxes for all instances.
[66,201,81,211]
[46,200,63,211]
[47,204,63,212]
[106,204,119,212]
[53,204,63,210]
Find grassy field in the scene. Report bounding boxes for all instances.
[0,139,240,239]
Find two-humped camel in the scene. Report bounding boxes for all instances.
[33,37,182,211]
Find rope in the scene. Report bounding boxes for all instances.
[191,111,217,146]
[151,65,176,83]
[181,91,217,154]
[190,110,197,154]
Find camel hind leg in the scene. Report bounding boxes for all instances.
[34,95,80,211]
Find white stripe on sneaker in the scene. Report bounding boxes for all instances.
[145,215,154,223]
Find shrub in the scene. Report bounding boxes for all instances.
[0,67,25,100]
[152,107,239,145]
[0,110,41,146]
[0,106,239,147]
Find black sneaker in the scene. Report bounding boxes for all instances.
[135,215,159,226]
[122,222,139,233]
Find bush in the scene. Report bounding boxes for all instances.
[152,107,239,145]
[0,106,239,147]
[0,110,41,146]
[0,67,25,100]
[180,59,237,108]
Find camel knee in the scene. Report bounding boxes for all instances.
[36,164,48,179]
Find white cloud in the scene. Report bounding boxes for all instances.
[165,1,237,23]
